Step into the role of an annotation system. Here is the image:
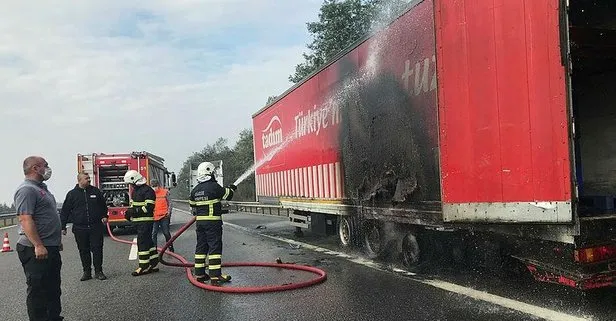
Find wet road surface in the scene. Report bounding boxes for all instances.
[0,205,609,321]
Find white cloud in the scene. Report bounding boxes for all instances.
[0,0,321,205]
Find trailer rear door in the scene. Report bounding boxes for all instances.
[434,0,573,223]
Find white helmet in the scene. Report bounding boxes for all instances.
[124,169,146,185]
[196,161,215,183]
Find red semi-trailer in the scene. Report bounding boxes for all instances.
[77,152,176,229]
[252,0,616,290]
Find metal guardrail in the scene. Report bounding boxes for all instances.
[171,200,292,217]
[0,213,18,228]
[0,199,292,228]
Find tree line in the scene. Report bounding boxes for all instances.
[174,0,410,201]
[0,203,15,214]
[171,129,256,201]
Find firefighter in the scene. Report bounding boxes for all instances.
[189,161,237,285]
[123,170,159,276]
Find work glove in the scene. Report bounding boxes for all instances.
[228,184,237,191]
[124,208,135,221]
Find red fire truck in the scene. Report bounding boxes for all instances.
[77,152,176,229]
[251,0,616,289]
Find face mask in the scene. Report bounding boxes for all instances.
[42,167,52,181]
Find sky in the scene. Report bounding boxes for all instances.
[0,0,322,205]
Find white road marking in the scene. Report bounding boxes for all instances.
[128,237,138,260]
[421,279,590,321]
[173,208,590,321]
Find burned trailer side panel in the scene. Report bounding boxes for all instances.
[252,0,441,225]
[338,0,440,208]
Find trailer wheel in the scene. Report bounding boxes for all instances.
[401,232,421,269]
[363,221,386,259]
[338,216,363,248]
[338,216,354,247]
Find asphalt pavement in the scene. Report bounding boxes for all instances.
[0,206,611,321]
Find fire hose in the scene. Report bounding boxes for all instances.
[105,216,327,293]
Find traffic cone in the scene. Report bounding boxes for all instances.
[1,232,13,252]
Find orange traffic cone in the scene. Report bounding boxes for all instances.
[1,232,13,252]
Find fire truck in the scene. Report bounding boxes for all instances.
[77,152,177,229]
[251,0,616,290]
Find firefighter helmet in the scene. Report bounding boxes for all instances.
[123,169,146,185]
[197,161,215,182]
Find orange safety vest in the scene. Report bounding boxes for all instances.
[153,188,169,220]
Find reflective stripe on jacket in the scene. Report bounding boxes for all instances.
[128,184,156,222]
[189,179,234,222]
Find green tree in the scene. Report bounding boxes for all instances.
[172,129,256,202]
[171,138,232,200]
[217,129,256,202]
[229,129,256,201]
[288,0,411,84]
[0,203,15,213]
[289,0,375,83]
[369,0,412,28]
[266,95,278,105]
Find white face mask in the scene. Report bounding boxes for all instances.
[42,167,52,181]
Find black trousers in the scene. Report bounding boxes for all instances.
[195,221,223,277]
[136,222,158,269]
[17,243,63,321]
[73,226,104,273]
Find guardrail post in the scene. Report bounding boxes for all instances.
[0,213,18,228]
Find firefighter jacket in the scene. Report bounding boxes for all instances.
[189,178,234,223]
[60,184,108,230]
[126,184,156,223]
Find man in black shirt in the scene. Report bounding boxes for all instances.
[61,172,109,281]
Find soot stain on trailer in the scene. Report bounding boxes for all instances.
[337,57,427,206]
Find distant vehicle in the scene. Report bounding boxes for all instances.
[188,160,224,190]
[77,151,176,229]
[187,160,229,209]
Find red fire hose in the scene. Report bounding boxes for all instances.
[106,217,327,293]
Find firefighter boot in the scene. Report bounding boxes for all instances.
[210,274,232,286]
[131,267,151,277]
[145,262,159,273]
[195,274,210,283]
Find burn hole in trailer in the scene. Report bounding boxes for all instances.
[569,0,616,215]
[98,165,130,207]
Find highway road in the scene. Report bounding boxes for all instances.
[0,204,613,321]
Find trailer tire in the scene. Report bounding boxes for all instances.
[363,221,387,259]
[401,232,421,270]
[338,216,361,248]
